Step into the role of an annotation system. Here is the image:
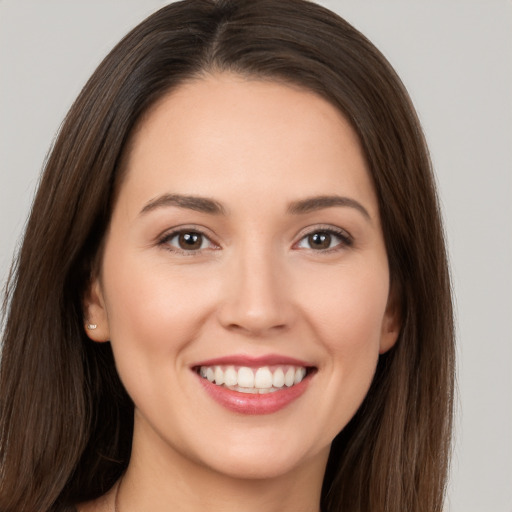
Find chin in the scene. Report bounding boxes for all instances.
[191,432,328,482]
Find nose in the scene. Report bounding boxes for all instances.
[217,244,294,337]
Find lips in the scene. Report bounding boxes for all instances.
[192,355,316,415]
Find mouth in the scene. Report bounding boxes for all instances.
[192,356,317,415]
[195,364,313,394]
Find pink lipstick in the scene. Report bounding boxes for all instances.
[192,354,315,415]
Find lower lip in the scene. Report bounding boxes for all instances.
[197,374,312,415]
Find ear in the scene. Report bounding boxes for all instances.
[83,276,110,342]
[379,284,402,354]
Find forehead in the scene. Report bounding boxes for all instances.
[118,72,377,217]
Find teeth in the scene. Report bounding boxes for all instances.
[237,386,255,394]
[284,367,295,387]
[272,368,285,388]
[294,367,306,384]
[237,367,254,388]
[224,366,237,386]
[254,367,273,389]
[214,366,224,386]
[198,364,309,393]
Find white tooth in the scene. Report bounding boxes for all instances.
[284,367,295,387]
[237,386,255,393]
[272,368,285,388]
[200,366,208,378]
[294,367,306,384]
[224,366,237,387]
[206,367,215,382]
[237,367,255,388]
[214,366,224,385]
[258,388,273,394]
[254,367,273,389]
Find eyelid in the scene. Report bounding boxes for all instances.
[157,225,220,254]
[293,224,353,251]
[155,223,353,255]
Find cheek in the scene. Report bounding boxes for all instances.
[101,254,218,369]
[299,260,390,411]
[303,264,389,349]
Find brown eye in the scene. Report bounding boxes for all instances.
[296,228,352,252]
[162,230,215,253]
[307,232,332,250]
[178,232,203,250]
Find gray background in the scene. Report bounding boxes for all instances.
[1,1,511,510]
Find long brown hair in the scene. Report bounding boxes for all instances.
[0,1,454,511]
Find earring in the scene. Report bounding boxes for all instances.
[87,323,98,330]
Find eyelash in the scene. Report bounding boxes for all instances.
[158,226,353,255]
[294,226,353,252]
[158,227,219,255]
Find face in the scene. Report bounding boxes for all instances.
[85,73,399,483]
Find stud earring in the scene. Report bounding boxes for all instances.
[87,323,98,330]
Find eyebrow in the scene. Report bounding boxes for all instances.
[287,195,371,221]
[140,193,226,215]
[139,193,370,221]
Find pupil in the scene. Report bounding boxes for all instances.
[179,232,201,249]
[309,232,330,249]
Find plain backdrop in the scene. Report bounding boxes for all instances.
[1,1,511,511]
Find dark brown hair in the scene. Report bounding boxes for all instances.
[0,1,454,511]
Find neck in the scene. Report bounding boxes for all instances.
[118,415,328,512]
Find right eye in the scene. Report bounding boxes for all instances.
[160,230,217,253]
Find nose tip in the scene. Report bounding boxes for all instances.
[217,258,293,337]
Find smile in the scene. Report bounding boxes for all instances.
[193,356,316,415]
[198,365,308,394]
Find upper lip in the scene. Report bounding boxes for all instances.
[192,354,314,368]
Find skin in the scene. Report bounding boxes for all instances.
[82,73,400,512]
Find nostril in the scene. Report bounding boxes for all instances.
[224,321,288,336]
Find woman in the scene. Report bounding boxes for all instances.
[0,1,454,511]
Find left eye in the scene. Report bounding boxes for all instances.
[296,230,349,251]
[164,231,214,251]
